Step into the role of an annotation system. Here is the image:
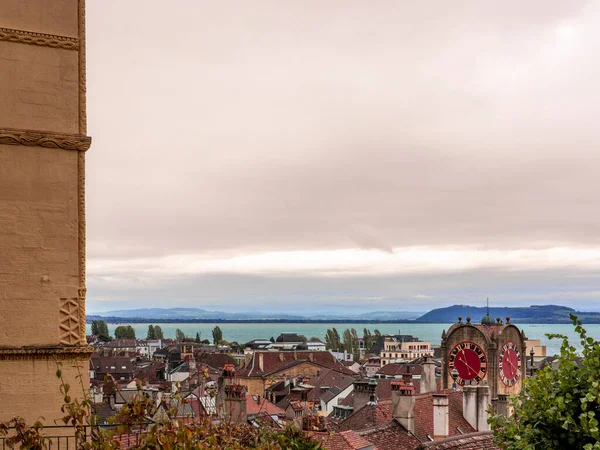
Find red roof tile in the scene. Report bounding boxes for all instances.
[357,420,420,450]
[338,400,393,431]
[415,431,498,449]
[309,430,378,450]
[238,351,356,377]
[245,395,285,416]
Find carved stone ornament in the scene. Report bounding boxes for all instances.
[0,128,91,151]
[0,346,93,361]
[59,297,82,345]
[0,27,78,50]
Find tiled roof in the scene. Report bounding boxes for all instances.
[305,368,356,402]
[309,430,377,450]
[238,351,356,377]
[415,431,498,449]
[321,386,343,404]
[338,400,393,431]
[195,351,235,369]
[246,395,286,417]
[357,420,420,450]
[412,390,475,443]
[377,364,423,377]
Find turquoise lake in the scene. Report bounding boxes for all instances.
[85,322,600,356]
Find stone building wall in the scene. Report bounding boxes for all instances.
[0,0,92,423]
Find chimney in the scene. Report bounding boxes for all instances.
[462,382,478,430]
[367,378,378,405]
[223,384,247,424]
[462,382,490,431]
[279,352,284,362]
[421,357,436,394]
[392,380,415,433]
[493,394,509,417]
[476,384,490,431]
[308,353,314,362]
[258,353,264,372]
[352,380,372,412]
[433,394,449,439]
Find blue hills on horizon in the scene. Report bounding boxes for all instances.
[87,304,600,323]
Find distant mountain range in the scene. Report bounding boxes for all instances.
[87,307,421,322]
[87,305,600,324]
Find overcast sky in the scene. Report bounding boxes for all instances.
[85,1,600,314]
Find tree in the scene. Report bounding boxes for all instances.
[212,326,223,345]
[489,314,600,450]
[195,332,201,343]
[201,339,210,345]
[147,325,156,339]
[153,325,164,339]
[91,320,111,342]
[309,336,322,342]
[298,334,308,343]
[342,328,360,361]
[325,328,341,351]
[175,328,185,341]
[114,325,135,339]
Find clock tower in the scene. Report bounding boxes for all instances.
[441,311,527,407]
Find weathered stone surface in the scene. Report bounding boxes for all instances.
[0,0,90,424]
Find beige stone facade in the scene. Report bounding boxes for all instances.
[0,0,92,423]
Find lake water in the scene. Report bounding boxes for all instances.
[86,322,600,356]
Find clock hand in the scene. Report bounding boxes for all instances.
[457,353,476,375]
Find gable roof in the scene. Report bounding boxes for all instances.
[246,395,286,417]
[238,351,355,377]
[308,430,377,450]
[412,390,475,442]
[357,420,420,450]
[276,333,304,343]
[415,431,498,449]
[339,400,394,431]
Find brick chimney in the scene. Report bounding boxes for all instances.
[421,356,436,394]
[392,379,415,433]
[223,383,247,424]
[433,394,449,439]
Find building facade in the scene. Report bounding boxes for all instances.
[380,335,434,366]
[0,0,92,423]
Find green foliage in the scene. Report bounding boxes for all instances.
[153,325,164,340]
[212,326,223,345]
[195,332,201,343]
[489,314,600,450]
[175,328,185,340]
[324,328,341,351]
[114,325,135,339]
[147,325,156,339]
[91,320,111,342]
[0,361,323,450]
[202,339,210,345]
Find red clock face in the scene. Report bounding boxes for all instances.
[499,341,521,386]
[448,341,487,385]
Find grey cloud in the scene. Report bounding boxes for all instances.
[84,1,600,310]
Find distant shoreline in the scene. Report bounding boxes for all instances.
[86,317,600,325]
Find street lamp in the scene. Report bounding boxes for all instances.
[451,368,459,390]
[529,348,535,377]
